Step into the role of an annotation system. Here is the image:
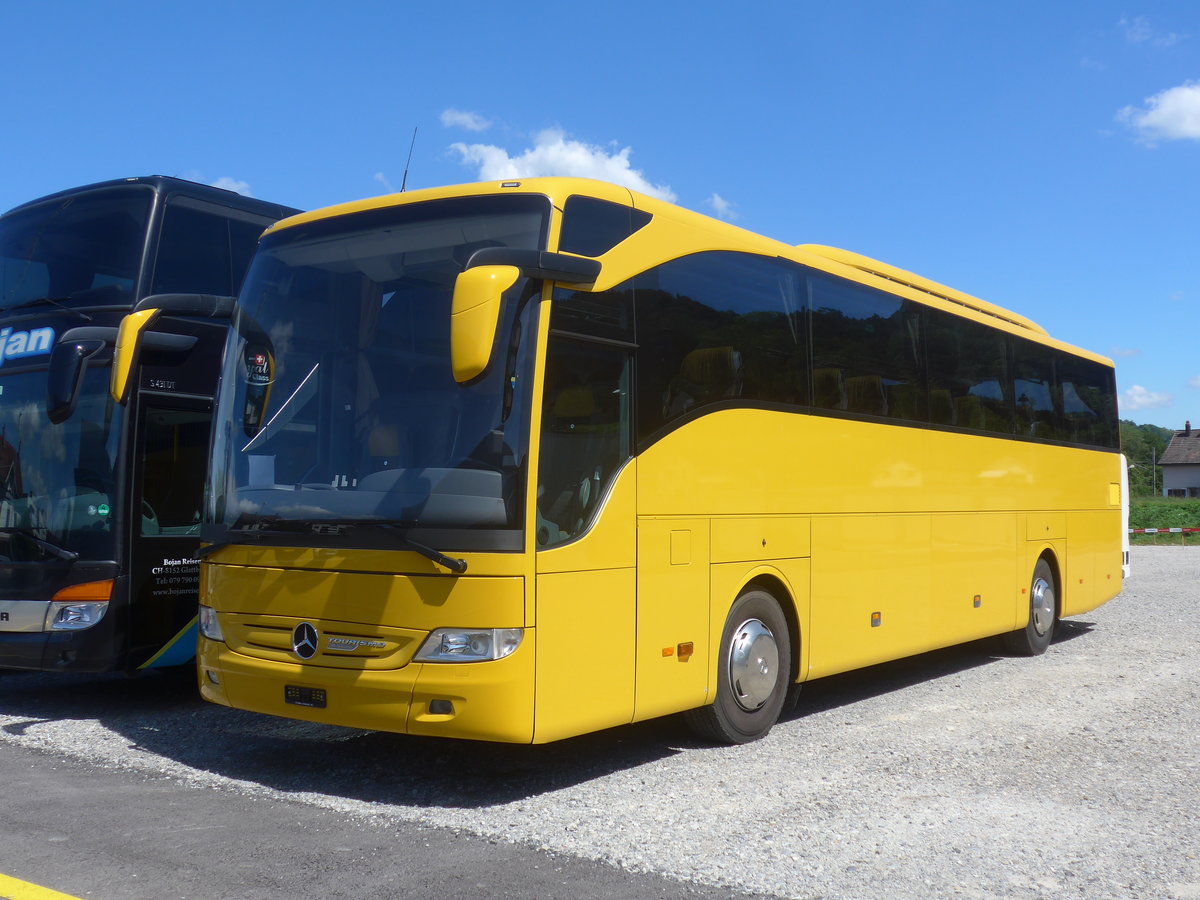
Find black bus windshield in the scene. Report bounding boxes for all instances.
[0,365,120,562]
[0,187,152,311]
[208,195,549,549]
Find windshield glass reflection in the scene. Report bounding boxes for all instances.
[0,187,152,312]
[0,366,120,562]
[210,196,548,543]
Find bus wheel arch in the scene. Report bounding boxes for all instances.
[743,573,801,685]
[1004,551,1060,656]
[685,582,793,744]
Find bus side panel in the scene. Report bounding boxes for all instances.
[533,569,635,742]
[633,517,711,722]
[808,515,932,679]
[1063,510,1124,617]
[930,513,1020,642]
[533,463,638,742]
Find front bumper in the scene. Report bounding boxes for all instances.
[198,631,536,742]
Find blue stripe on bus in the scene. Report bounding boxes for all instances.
[139,617,198,669]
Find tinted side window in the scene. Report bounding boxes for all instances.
[229,218,268,291]
[537,339,630,548]
[634,252,806,445]
[152,203,234,296]
[1013,337,1058,438]
[558,196,651,257]
[1057,355,1117,448]
[140,407,211,536]
[810,275,923,420]
[925,308,1014,434]
[551,286,634,344]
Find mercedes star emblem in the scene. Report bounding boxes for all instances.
[292,622,319,660]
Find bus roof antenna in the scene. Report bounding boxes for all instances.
[400,127,418,192]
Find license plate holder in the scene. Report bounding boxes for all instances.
[284,685,327,708]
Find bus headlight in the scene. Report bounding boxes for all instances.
[198,605,225,642]
[46,601,108,631]
[45,579,113,631]
[413,628,523,663]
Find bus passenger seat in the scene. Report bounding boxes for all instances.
[886,382,921,420]
[813,368,847,410]
[550,384,597,424]
[665,347,742,416]
[929,389,954,425]
[847,375,887,416]
[368,425,402,458]
[954,395,988,430]
[539,383,605,539]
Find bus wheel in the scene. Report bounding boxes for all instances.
[686,589,791,744]
[1004,558,1057,656]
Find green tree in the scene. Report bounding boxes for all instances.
[1120,419,1174,497]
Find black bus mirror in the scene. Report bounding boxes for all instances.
[132,293,237,317]
[111,294,234,403]
[47,335,110,424]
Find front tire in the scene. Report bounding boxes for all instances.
[686,589,792,744]
[1004,558,1057,656]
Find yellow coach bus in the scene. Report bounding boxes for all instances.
[136,177,1122,744]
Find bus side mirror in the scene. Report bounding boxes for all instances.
[110,308,162,404]
[448,251,601,384]
[450,265,520,383]
[47,338,108,424]
[111,294,235,403]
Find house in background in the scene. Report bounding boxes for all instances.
[1160,421,1200,498]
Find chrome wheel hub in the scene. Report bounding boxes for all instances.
[1031,575,1055,636]
[728,618,779,711]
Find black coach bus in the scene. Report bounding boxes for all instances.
[0,176,297,672]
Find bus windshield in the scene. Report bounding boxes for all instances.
[0,186,153,312]
[209,194,549,547]
[0,365,121,562]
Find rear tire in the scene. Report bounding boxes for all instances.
[686,589,791,744]
[1004,558,1057,656]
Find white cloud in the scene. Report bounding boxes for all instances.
[373,172,395,193]
[1109,347,1141,358]
[1188,376,1200,389]
[211,177,253,196]
[449,128,676,202]
[709,193,737,221]
[1120,16,1184,47]
[1122,385,1173,411]
[441,109,492,132]
[1118,81,1200,143]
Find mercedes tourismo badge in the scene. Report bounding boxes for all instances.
[292,622,319,660]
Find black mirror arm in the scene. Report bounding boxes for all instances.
[133,294,236,318]
[463,249,600,285]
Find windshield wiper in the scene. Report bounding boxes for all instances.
[0,528,79,561]
[374,525,468,574]
[201,522,468,574]
[197,524,289,558]
[0,296,92,320]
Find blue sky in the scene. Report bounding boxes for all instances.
[3,1,1196,430]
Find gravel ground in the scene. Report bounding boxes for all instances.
[2,546,1198,899]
